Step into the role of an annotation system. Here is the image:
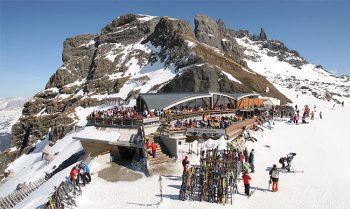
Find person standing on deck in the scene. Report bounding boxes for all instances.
[151,142,158,158]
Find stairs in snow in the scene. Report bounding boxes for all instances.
[145,135,173,166]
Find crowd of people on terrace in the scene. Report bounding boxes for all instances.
[88,106,142,120]
[167,114,242,129]
[153,105,234,118]
[87,104,238,121]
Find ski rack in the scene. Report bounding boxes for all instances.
[179,148,241,205]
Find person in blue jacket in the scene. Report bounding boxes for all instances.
[81,162,91,183]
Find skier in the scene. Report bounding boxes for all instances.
[314,105,316,112]
[242,126,249,139]
[78,164,89,186]
[279,157,286,169]
[81,162,91,183]
[311,111,314,120]
[319,111,322,119]
[286,153,296,172]
[182,156,190,174]
[295,113,299,125]
[239,151,245,164]
[243,148,249,163]
[242,171,252,196]
[151,142,158,158]
[269,164,280,192]
[342,101,344,107]
[249,149,255,173]
[302,112,307,123]
[70,165,80,194]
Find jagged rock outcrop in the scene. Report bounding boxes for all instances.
[262,40,307,68]
[232,27,307,68]
[194,14,247,67]
[259,28,267,41]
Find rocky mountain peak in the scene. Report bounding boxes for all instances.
[2,13,293,176]
[194,14,247,67]
[259,27,267,41]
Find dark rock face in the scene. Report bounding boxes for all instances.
[145,17,195,69]
[162,64,245,93]
[262,40,307,68]
[259,28,267,41]
[194,14,247,67]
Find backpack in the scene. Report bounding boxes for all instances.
[271,170,279,178]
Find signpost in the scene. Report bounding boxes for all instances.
[159,175,163,202]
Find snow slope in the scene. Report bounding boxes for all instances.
[70,86,350,209]
[1,86,349,209]
[0,131,83,197]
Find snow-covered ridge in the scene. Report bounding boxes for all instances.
[236,37,350,103]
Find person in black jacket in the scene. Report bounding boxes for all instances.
[243,148,249,163]
[249,149,255,173]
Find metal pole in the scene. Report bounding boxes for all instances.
[159,175,163,202]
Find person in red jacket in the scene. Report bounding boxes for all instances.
[70,165,79,182]
[70,165,80,194]
[242,171,252,196]
[182,156,190,174]
[151,142,157,158]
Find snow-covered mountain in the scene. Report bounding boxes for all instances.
[1,13,349,177]
[0,98,27,152]
[1,13,350,209]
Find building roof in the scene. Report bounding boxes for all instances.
[138,92,260,110]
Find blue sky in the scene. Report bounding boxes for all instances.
[1,0,349,97]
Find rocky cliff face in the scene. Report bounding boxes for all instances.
[2,14,296,174]
[231,26,307,68]
[194,14,247,67]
